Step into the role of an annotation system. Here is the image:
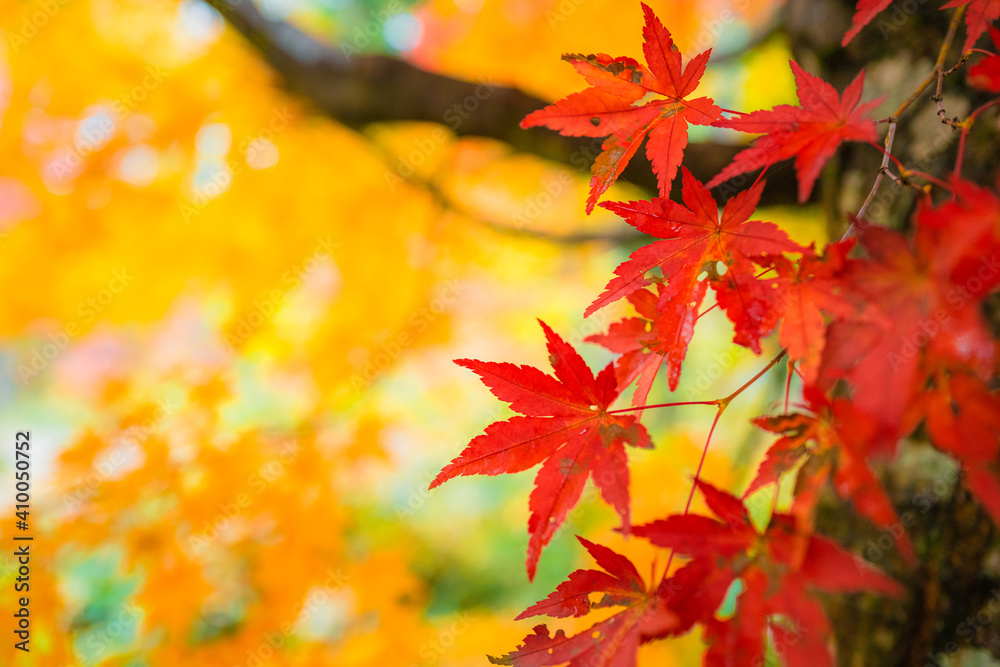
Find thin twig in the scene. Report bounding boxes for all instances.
[890,6,966,121]
[848,122,896,236]
[932,53,972,127]
[845,6,966,239]
[955,98,1000,176]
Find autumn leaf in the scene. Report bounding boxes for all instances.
[492,537,726,667]
[588,169,806,389]
[841,0,894,46]
[633,481,903,666]
[969,27,1000,92]
[818,184,1000,448]
[431,320,651,580]
[922,371,1000,523]
[585,287,665,410]
[520,3,721,213]
[942,0,1000,53]
[708,62,883,202]
[747,392,918,565]
[744,413,815,498]
[767,240,858,384]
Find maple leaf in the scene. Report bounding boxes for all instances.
[942,0,1000,53]
[587,169,806,389]
[922,371,1000,523]
[701,538,894,667]
[431,320,651,580]
[492,537,728,667]
[708,62,883,202]
[841,0,894,46]
[747,392,918,565]
[520,3,721,213]
[767,241,858,384]
[969,27,1000,92]
[744,413,815,497]
[818,185,1000,447]
[585,287,665,410]
[634,481,903,666]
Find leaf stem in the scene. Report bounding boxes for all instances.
[656,349,786,581]
[783,359,794,414]
[955,98,1000,176]
[663,405,724,578]
[608,349,786,416]
[717,349,787,409]
[934,53,972,127]
[606,400,719,414]
[683,408,725,515]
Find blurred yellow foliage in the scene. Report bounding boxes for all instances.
[0,0,801,664]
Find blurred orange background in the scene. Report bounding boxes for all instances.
[0,0,813,663]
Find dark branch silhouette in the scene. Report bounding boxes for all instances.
[203,0,801,207]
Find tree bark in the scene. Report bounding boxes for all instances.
[785,2,1000,664]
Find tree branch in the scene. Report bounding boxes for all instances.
[205,0,802,207]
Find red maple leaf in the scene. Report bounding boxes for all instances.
[585,287,666,410]
[633,481,903,666]
[969,27,1000,92]
[708,62,883,202]
[942,0,1000,53]
[768,241,858,384]
[818,183,1000,448]
[841,0,894,46]
[922,370,1000,523]
[747,392,918,565]
[492,537,729,667]
[587,169,806,389]
[431,320,651,580]
[520,3,721,213]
